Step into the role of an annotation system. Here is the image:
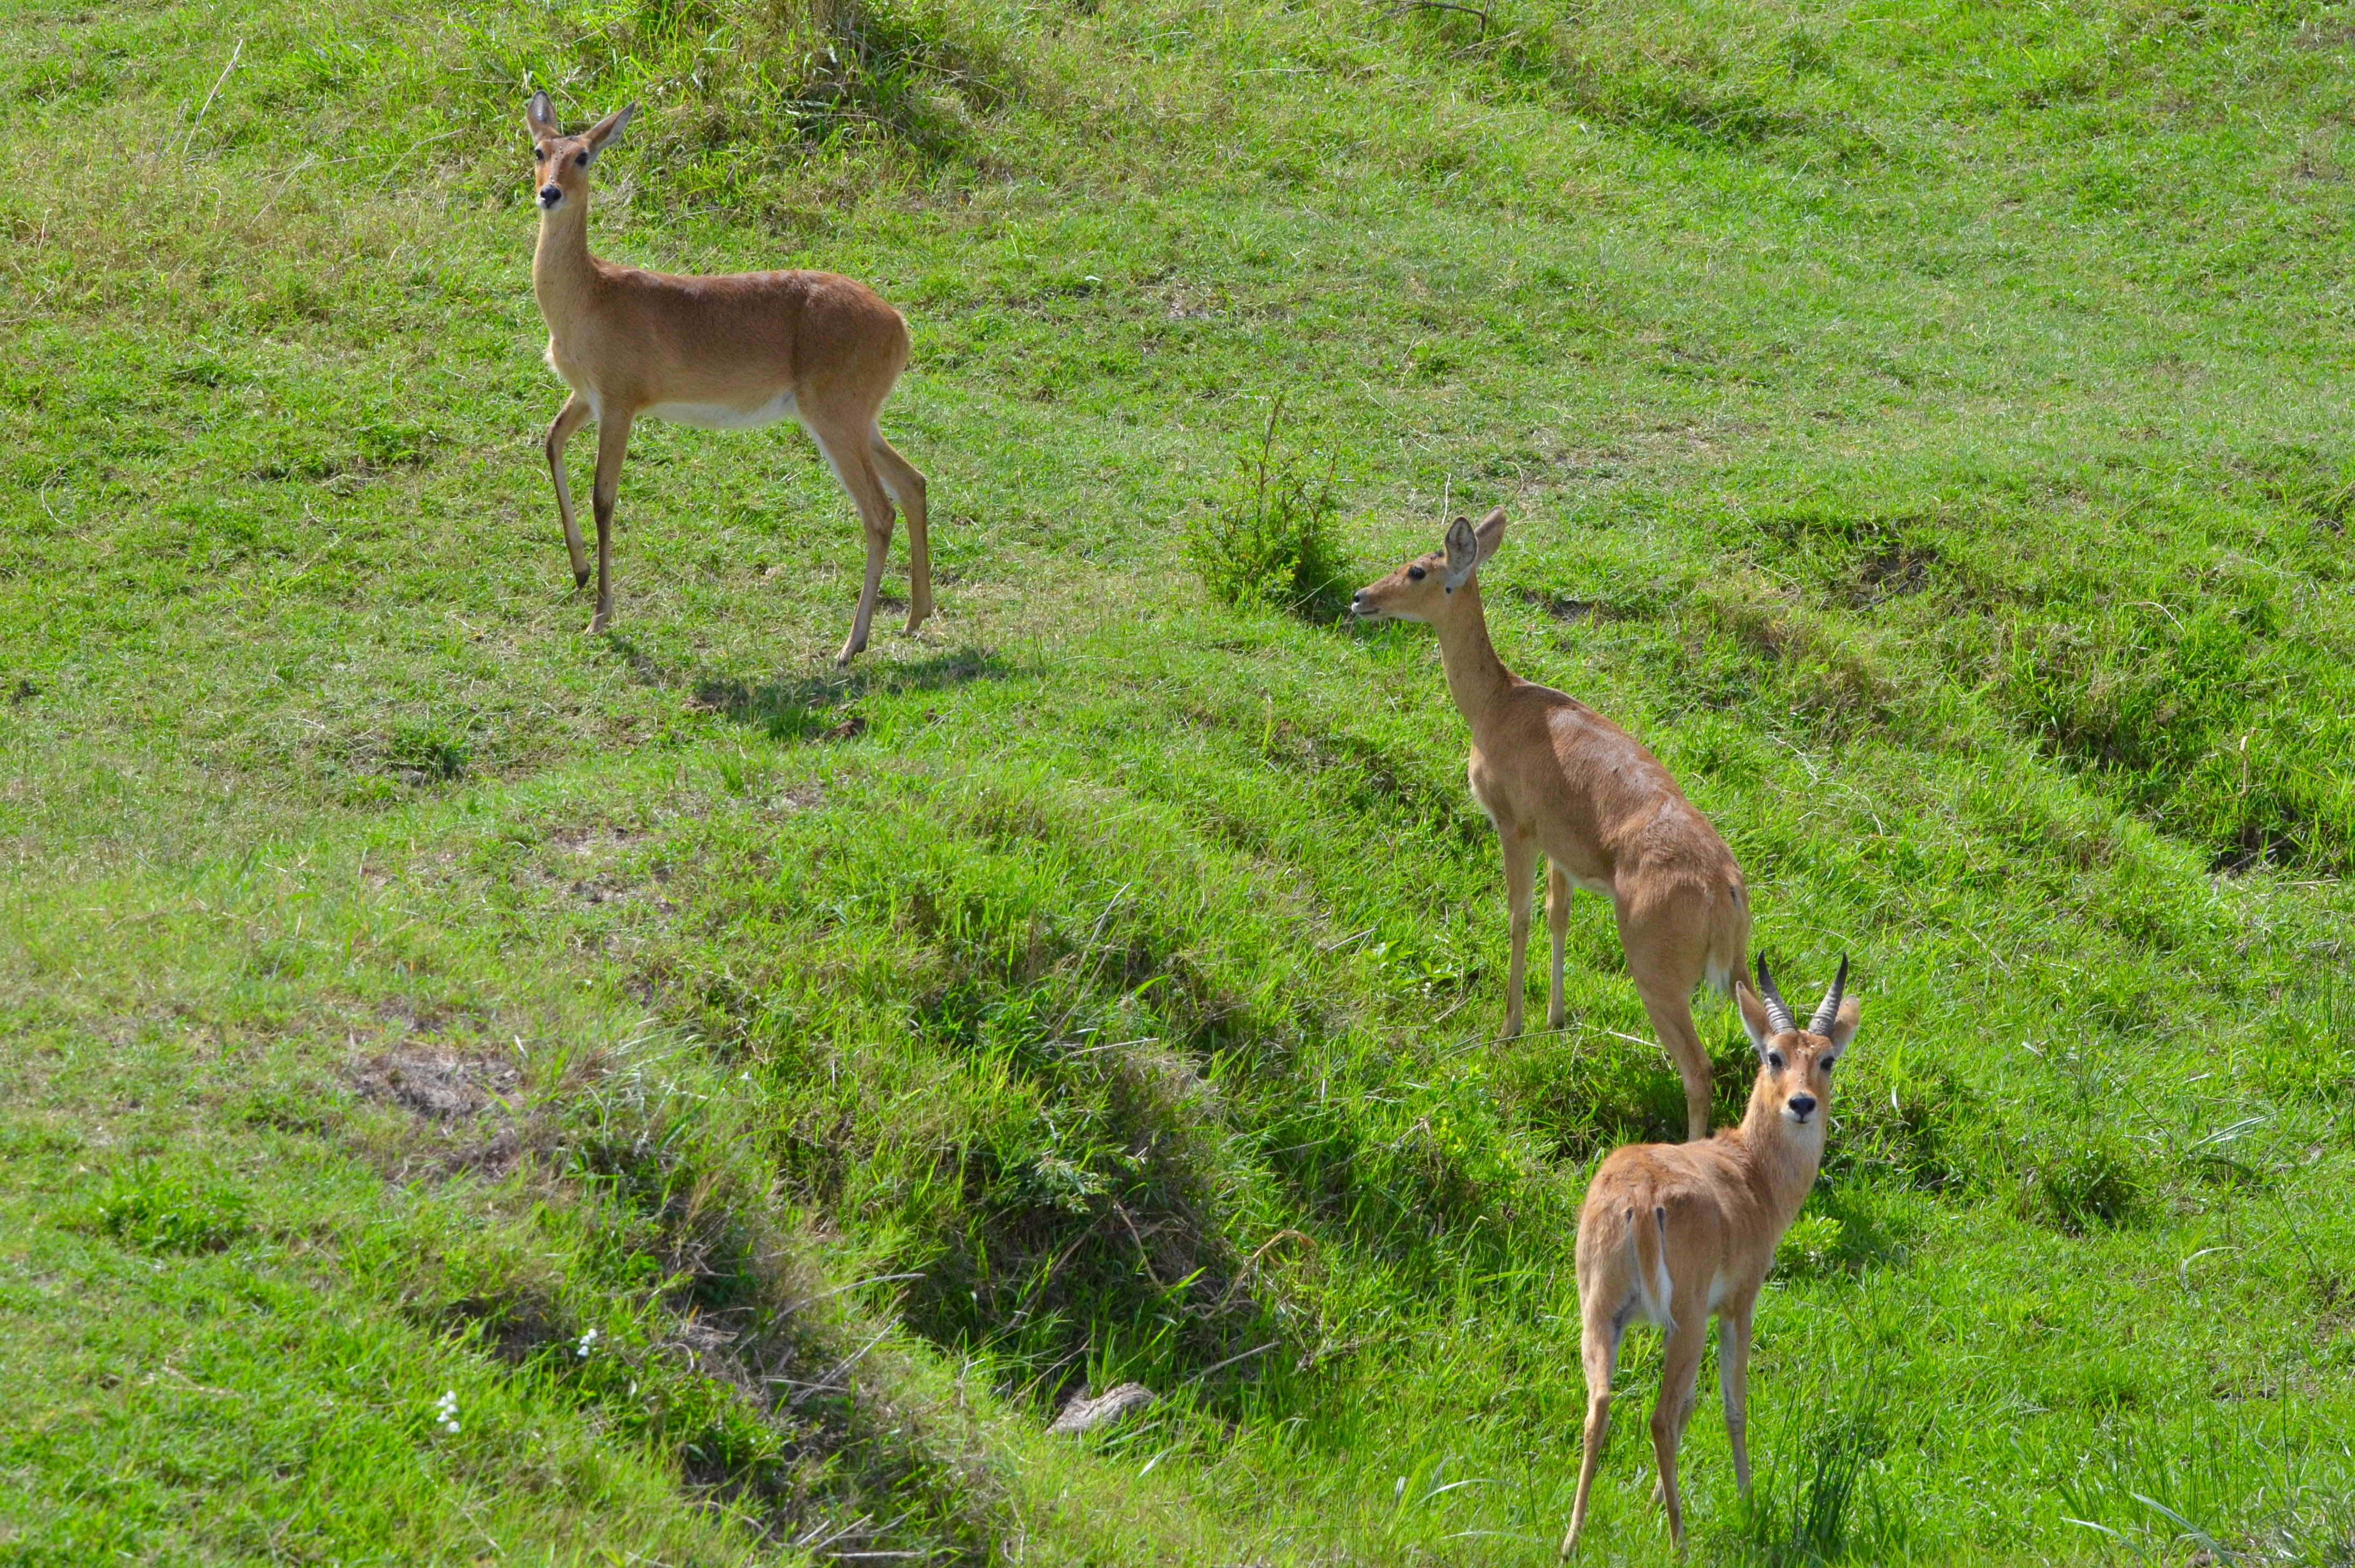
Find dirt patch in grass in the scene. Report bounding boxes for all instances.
[353,1047,518,1120]
[1845,542,1940,607]
[350,1045,527,1178]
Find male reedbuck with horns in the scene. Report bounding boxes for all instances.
[1562,956,1859,1555]
[1351,509,1750,1140]
[525,93,931,663]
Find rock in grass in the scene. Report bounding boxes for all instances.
[1049,1381,1157,1435]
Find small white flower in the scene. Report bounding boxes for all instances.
[575,1328,599,1359]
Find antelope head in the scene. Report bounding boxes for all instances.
[526,92,636,214]
[1733,954,1859,1147]
[1350,506,1507,625]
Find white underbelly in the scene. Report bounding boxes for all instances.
[642,391,798,431]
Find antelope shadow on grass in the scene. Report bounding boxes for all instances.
[692,645,1016,738]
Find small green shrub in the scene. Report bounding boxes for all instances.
[1186,398,1352,622]
[1777,1213,1845,1278]
[90,1168,251,1254]
[235,1084,342,1136]
[385,717,471,784]
[2019,1137,2150,1234]
[355,420,434,469]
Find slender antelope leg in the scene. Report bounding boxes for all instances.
[1501,830,1538,1038]
[545,393,592,588]
[1623,908,1716,1140]
[811,421,899,664]
[1650,1314,1708,1550]
[1719,1300,1756,1496]
[870,429,932,631]
[1632,972,1714,1143]
[1564,1313,1625,1555]
[589,409,633,634]
[1547,862,1572,1031]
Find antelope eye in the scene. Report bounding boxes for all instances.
[1767,1051,1785,1070]
[1821,1059,1836,1075]
[533,146,547,160]
[575,151,589,166]
[1407,566,1427,581]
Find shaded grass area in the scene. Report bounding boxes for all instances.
[5,0,2355,1560]
[0,863,1000,1563]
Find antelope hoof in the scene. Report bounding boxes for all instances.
[589,612,610,635]
[574,569,591,590]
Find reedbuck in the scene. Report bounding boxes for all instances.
[1562,956,1860,1555]
[1351,509,1750,1139]
[525,93,932,663]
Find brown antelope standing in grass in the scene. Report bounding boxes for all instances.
[525,92,932,664]
[1350,509,1750,1140]
[1561,956,1859,1556]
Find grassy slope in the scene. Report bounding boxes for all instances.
[4,0,2354,1561]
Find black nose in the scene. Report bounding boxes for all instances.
[539,185,562,206]
[1350,589,1367,607]
[1788,1094,1817,1119]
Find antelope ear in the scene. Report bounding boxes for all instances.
[1826,994,1861,1053]
[1472,505,1508,565]
[1442,515,1479,590]
[584,103,637,159]
[1735,978,1774,1054]
[527,91,559,138]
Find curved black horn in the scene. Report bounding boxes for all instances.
[1756,954,1796,1036]
[1809,955,1850,1037]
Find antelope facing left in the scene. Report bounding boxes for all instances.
[526,92,931,663]
[1350,509,1751,1140]
[1561,955,1860,1555]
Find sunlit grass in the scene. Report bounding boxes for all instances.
[4,0,2354,1560]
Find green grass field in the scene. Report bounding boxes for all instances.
[4,0,2354,1560]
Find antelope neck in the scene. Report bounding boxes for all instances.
[1729,1092,1823,1218]
[533,201,598,318]
[1431,578,1514,729]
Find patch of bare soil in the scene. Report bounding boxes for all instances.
[350,1046,526,1178]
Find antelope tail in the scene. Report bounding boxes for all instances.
[1624,1204,1674,1333]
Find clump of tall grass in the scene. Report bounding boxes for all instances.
[783,0,1015,157]
[1186,398,1352,622]
[385,715,473,784]
[2016,1135,2151,1234]
[1733,1405,1909,1564]
[87,1166,252,1255]
[470,0,1019,209]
